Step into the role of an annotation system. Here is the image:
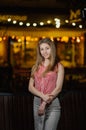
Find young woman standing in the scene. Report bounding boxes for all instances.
[28,37,64,130]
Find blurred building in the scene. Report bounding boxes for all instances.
[0,0,86,68]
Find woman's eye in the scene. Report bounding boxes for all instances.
[40,47,50,51]
[40,48,43,51]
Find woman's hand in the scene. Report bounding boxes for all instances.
[47,94,54,104]
[41,93,50,103]
[41,93,54,104]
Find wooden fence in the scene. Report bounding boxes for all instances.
[0,88,86,130]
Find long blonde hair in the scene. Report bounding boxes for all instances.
[31,37,59,77]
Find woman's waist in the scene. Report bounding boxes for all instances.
[33,96,61,108]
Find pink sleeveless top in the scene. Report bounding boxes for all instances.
[34,64,58,94]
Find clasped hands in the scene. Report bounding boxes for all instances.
[41,93,54,104]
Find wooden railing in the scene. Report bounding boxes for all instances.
[0,89,86,130]
[58,89,86,130]
[0,93,34,130]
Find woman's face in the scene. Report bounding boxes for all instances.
[39,43,51,59]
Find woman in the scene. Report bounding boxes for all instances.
[28,37,64,130]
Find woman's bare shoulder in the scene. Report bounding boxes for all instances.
[58,62,64,71]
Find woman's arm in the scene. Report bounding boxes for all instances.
[28,77,50,102]
[50,63,64,98]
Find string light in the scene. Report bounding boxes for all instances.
[47,20,51,24]
[72,22,76,26]
[33,23,37,27]
[19,22,23,26]
[13,20,17,24]
[7,18,11,22]
[79,25,83,28]
[65,20,69,23]
[0,14,84,29]
[39,22,44,26]
[54,18,60,28]
[26,23,30,26]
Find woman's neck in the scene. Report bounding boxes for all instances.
[43,59,50,67]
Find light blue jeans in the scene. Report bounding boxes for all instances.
[33,96,61,130]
